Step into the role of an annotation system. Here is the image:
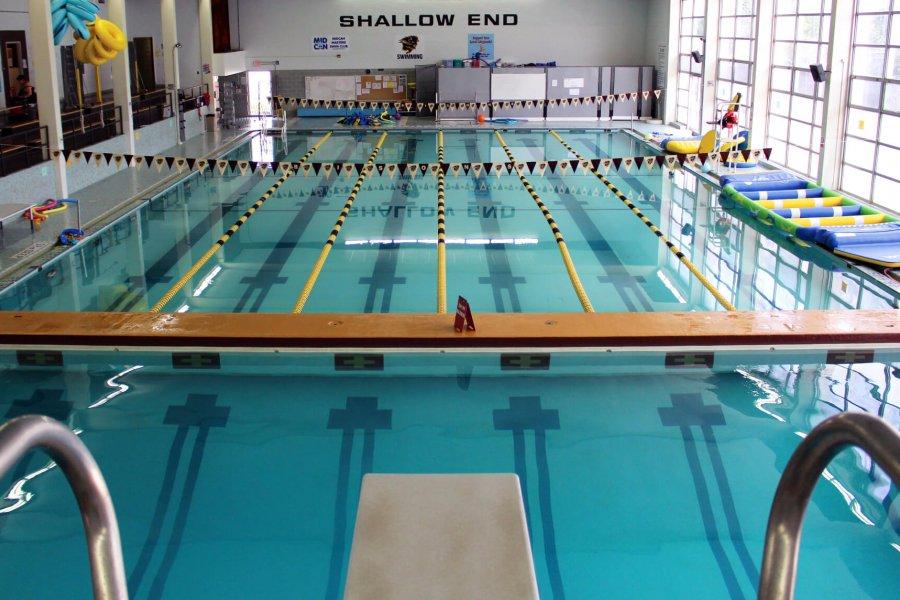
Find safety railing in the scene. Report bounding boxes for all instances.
[132,89,172,129]
[178,83,209,113]
[0,415,127,599]
[61,104,123,152]
[759,412,900,600]
[0,123,49,177]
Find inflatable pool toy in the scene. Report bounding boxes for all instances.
[337,109,399,127]
[51,0,99,44]
[722,171,899,268]
[51,1,126,66]
[23,199,67,224]
[59,228,85,246]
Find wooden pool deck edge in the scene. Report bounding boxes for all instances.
[0,310,897,349]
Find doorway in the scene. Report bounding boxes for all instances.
[247,70,272,116]
[1,31,29,107]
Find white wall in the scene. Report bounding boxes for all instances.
[237,0,656,70]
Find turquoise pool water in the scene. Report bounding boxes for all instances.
[0,130,897,313]
[0,348,897,598]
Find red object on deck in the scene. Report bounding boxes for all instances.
[454,296,476,332]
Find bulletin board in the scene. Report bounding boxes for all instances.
[304,75,356,100]
[357,74,407,102]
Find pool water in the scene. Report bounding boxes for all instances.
[0,130,897,313]
[0,348,897,599]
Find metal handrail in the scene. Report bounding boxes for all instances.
[759,412,900,600]
[0,416,127,599]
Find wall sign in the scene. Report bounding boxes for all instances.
[312,35,350,53]
[467,33,494,62]
[339,13,518,27]
[397,35,423,60]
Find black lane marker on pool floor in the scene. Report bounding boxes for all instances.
[518,135,653,311]
[494,396,565,600]
[232,136,359,312]
[128,393,230,598]
[357,137,419,312]
[658,393,758,598]
[326,397,392,599]
[463,133,526,312]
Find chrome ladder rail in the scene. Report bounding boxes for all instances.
[0,415,128,599]
[759,412,900,599]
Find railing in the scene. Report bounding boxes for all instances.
[61,105,123,152]
[0,123,49,177]
[178,83,209,113]
[0,415,127,599]
[759,412,900,600]
[132,88,172,129]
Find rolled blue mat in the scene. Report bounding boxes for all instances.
[772,205,861,219]
[730,180,809,192]
[720,170,799,186]
[817,222,900,249]
[742,188,825,200]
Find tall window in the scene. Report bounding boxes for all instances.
[677,0,706,131]
[840,1,899,211]
[716,0,758,125]
[766,0,831,178]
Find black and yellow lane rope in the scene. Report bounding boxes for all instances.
[436,130,447,314]
[292,131,389,314]
[494,130,595,313]
[549,130,737,311]
[150,131,334,313]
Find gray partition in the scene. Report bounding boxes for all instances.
[599,66,614,119]
[639,66,655,118]
[436,67,490,121]
[546,66,599,120]
[491,67,545,120]
[415,65,437,116]
[611,67,641,119]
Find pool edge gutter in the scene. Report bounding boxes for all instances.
[0,310,896,350]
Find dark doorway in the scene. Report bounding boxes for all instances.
[211,0,231,53]
[0,31,29,107]
[132,37,157,93]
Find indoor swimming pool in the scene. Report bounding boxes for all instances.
[0,347,896,598]
[0,130,897,314]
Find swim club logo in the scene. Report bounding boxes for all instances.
[398,35,422,59]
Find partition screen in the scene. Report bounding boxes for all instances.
[840,0,899,211]
[766,0,831,178]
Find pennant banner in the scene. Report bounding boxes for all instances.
[49,145,772,178]
[273,89,665,114]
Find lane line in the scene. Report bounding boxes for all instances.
[549,130,737,312]
[292,132,389,313]
[494,130,595,313]
[150,131,334,313]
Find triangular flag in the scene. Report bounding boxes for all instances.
[386,163,397,178]
[763,148,773,160]
[654,90,662,99]
[195,159,207,173]
[601,158,612,173]
[217,159,229,175]
[174,157,187,172]
[238,161,250,175]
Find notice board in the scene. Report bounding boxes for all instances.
[357,74,407,102]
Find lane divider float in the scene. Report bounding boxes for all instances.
[436,130,447,314]
[549,130,736,311]
[150,131,334,313]
[494,130,595,313]
[292,131,389,313]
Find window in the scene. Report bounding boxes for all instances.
[840,0,900,211]
[676,0,706,131]
[766,0,831,178]
[716,0,758,125]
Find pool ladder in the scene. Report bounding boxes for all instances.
[0,412,896,599]
[0,415,128,599]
